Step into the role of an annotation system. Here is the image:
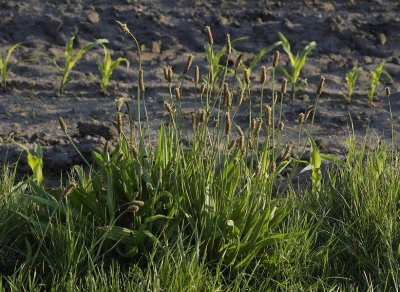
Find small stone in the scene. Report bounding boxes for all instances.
[151,41,161,54]
[392,56,400,65]
[301,94,309,101]
[378,33,387,46]
[87,11,100,24]
[364,56,372,64]
[77,121,116,140]
[282,18,294,32]
[320,3,334,12]
[40,14,63,40]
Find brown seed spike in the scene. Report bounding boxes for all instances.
[132,200,145,207]
[138,69,145,92]
[261,66,267,86]
[199,110,206,123]
[194,65,200,84]
[223,83,230,107]
[316,76,325,96]
[183,54,193,75]
[175,87,182,101]
[205,26,213,46]
[244,68,251,86]
[163,67,169,82]
[167,66,173,83]
[385,87,391,97]
[281,78,288,95]
[282,144,292,160]
[225,112,231,135]
[226,91,232,109]
[128,205,140,212]
[164,102,175,116]
[115,97,125,112]
[251,118,257,131]
[59,117,68,133]
[226,34,232,55]
[116,20,130,34]
[237,87,245,107]
[298,113,305,124]
[273,51,280,68]
[265,105,272,127]
[191,112,197,127]
[270,161,276,172]
[255,118,262,134]
[234,53,243,74]
[278,121,284,131]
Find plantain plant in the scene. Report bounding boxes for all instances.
[0,43,22,90]
[342,66,362,103]
[59,36,108,94]
[97,45,129,94]
[278,32,316,100]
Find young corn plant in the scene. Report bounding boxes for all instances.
[278,32,316,100]
[367,60,392,106]
[342,66,362,103]
[97,45,129,94]
[14,142,43,185]
[0,43,22,90]
[59,36,108,94]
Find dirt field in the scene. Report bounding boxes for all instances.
[0,0,399,177]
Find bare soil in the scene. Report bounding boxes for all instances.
[1,0,399,179]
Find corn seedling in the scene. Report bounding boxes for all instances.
[342,65,362,103]
[367,60,392,106]
[0,43,22,90]
[13,142,43,185]
[300,137,322,192]
[59,36,108,94]
[278,32,316,100]
[97,45,129,94]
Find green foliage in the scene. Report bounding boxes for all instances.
[97,45,129,94]
[343,66,362,102]
[300,137,322,192]
[0,43,22,90]
[278,32,316,99]
[367,60,392,105]
[59,36,108,94]
[14,142,43,185]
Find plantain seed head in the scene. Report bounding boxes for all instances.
[205,26,213,46]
